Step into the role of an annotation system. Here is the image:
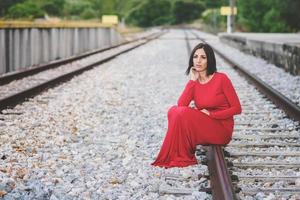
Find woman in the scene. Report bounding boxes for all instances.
[152,43,242,168]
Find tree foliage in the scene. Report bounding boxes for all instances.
[126,0,172,27]
[200,0,227,8]
[63,0,92,19]
[201,0,300,32]
[0,0,299,32]
[173,0,205,24]
[0,0,25,16]
[126,0,206,27]
[237,0,270,32]
[237,0,300,32]
[8,1,44,19]
[272,0,300,31]
[41,0,65,16]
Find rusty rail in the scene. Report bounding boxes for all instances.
[206,146,237,200]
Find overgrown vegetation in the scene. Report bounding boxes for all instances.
[0,0,299,32]
[237,0,300,32]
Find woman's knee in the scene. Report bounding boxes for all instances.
[167,105,191,119]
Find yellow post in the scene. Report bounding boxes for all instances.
[101,15,119,25]
[220,7,237,16]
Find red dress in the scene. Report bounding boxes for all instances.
[152,72,242,168]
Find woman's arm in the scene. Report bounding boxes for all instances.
[209,75,242,119]
[177,80,196,106]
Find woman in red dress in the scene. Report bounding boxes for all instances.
[152,43,242,168]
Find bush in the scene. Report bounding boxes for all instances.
[81,8,97,19]
[8,2,44,19]
[263,8,289,32]
[201,9,226,32]
[126,0,172,27]
[42,0,65,16]
[0,0,25,17]
[237,0,300,32]
[173,0,205,24]
[64,1,92,17]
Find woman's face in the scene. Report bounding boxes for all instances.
[193,48,207,72]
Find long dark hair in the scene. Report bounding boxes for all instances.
[185,43,217,76]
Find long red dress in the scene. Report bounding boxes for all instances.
[152,72,242,168]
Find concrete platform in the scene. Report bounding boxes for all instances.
[218,33,300,75]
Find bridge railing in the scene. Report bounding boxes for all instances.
[0,21,123,75]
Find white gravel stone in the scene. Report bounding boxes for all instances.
[0,29,210,199]
[3,28,298,200]
[295,178,300,186]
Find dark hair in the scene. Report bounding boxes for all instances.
[185,43,217,76]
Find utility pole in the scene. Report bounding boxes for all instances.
[221,1,237,33]
[228,0,236,33]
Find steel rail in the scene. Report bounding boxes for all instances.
[0,31,166,111]
[0,31,161,86]
[206,145,237,200]
[183,29,192,55]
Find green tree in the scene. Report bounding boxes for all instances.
[42,0,65,16]
[202,9,226,32]
[0,0,25,17]
[7,1,44,19]
[274,0,300,32]
[127,0,172,27]
[237,0,270,32]
[100,0,115,14]
[262,8,288,32]
[86,0,103,18]
[237,0,300,32]
[173,0,205,24]
[1,0,157,22]
[64,0,93,19]
[80,8,97,19]
[200,0,227,8]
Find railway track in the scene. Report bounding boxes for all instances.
[0,28,299,199]
[0,30,166,112]
[184,29,300,199]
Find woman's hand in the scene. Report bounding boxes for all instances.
[190,67,200,81]
[200,109,210,116]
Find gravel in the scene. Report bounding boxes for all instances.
[0,29,211,200]
[1,28,299,199]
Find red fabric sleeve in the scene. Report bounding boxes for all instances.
[210,75,242,119]
[177,80,196,106]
